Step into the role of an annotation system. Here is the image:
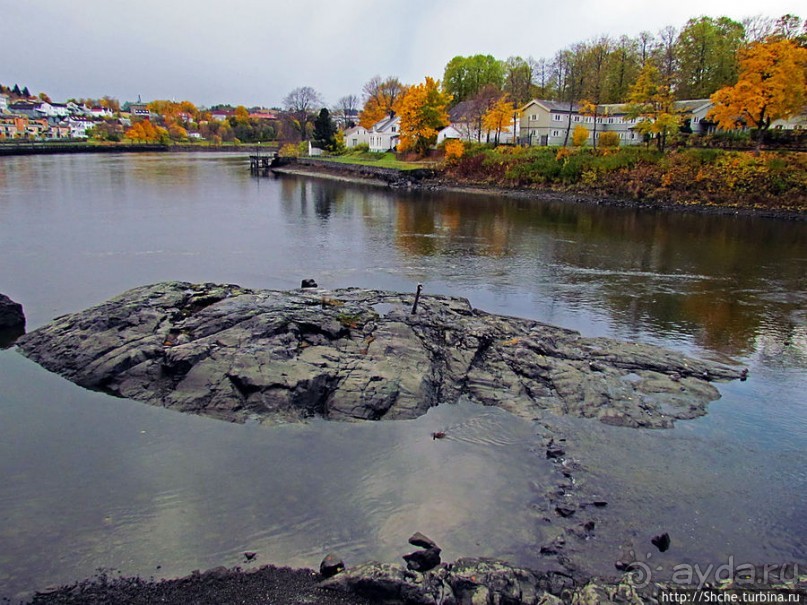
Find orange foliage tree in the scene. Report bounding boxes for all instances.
[443,139,465,161]
[359,76,406,128]
[482,96,516,145]
[709,37,807,152]
[397,77,452,155]
[125,120,168,143]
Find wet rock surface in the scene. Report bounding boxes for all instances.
[17,281,744,428]
[17,565,373,605]
[18,558,805,605]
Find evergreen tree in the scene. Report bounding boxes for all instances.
[12,84,21,97]
[21,86,30,98]
[312,108,337,151]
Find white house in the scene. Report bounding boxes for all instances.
[367,116,400,152]
[89,106,113,118]
[436,125,463,144]
[343,125,369,148]
[67,116,93,138]
[0,94,8,112]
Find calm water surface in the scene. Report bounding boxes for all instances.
[0,153,805,597]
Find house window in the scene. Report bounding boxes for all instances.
[693,117,700,123]
[553,114,562,121]
[573,116,580,122]
[552,130,560,137]
[531,114,537,121]
[391,126,396,132]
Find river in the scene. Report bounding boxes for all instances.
[0,152,804,599]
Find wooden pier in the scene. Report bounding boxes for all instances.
[249,151,278,176]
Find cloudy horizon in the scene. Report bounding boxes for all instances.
[2,0,804,109]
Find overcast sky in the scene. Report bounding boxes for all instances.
[2,0,804,108]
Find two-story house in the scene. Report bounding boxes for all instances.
[519,98,720,146]
[367,116,400,152]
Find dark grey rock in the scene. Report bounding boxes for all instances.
[403,547,441,572]
[546,441,566,460]
[555,506,577,518]
[0,293,25,329]
[320,553,346,578]
[408,532,438,550]
[301,279,318,289]
[651,532,671,552]
[17,282,745,428]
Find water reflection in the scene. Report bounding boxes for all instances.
[272,177,806,359]
[0,351,546,599]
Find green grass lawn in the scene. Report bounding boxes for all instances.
[318,152,435,171]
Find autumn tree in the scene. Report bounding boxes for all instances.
[443,55,504,104]
[359,76,405,127]
[147,100,199,125]
[283,86,323,140]
[482,96,516,145]
[626,63,679,151]
[125,119,168,143]
[397,77,452,155]
[709,37,807,152]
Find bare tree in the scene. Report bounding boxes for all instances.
[743,15,775,42]
[283,86,324,140]
[654,26,678,88]
[334,94,359,128]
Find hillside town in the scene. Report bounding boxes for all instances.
[0,88,283,144]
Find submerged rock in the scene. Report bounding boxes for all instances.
[17,282,744,427]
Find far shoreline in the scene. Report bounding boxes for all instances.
[271,159,807,222]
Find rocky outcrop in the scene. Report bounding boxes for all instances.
[0,292,25,348]
[0,293,25,329]
[17,282,744,427]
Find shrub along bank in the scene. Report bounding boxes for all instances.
[444,146,807,211]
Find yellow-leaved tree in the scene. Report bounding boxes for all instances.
[397,77,452,155]
[709,37,807,152]
[482,96,516,145]
[626,64,679,151]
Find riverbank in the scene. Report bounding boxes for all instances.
[271,153,807,221]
